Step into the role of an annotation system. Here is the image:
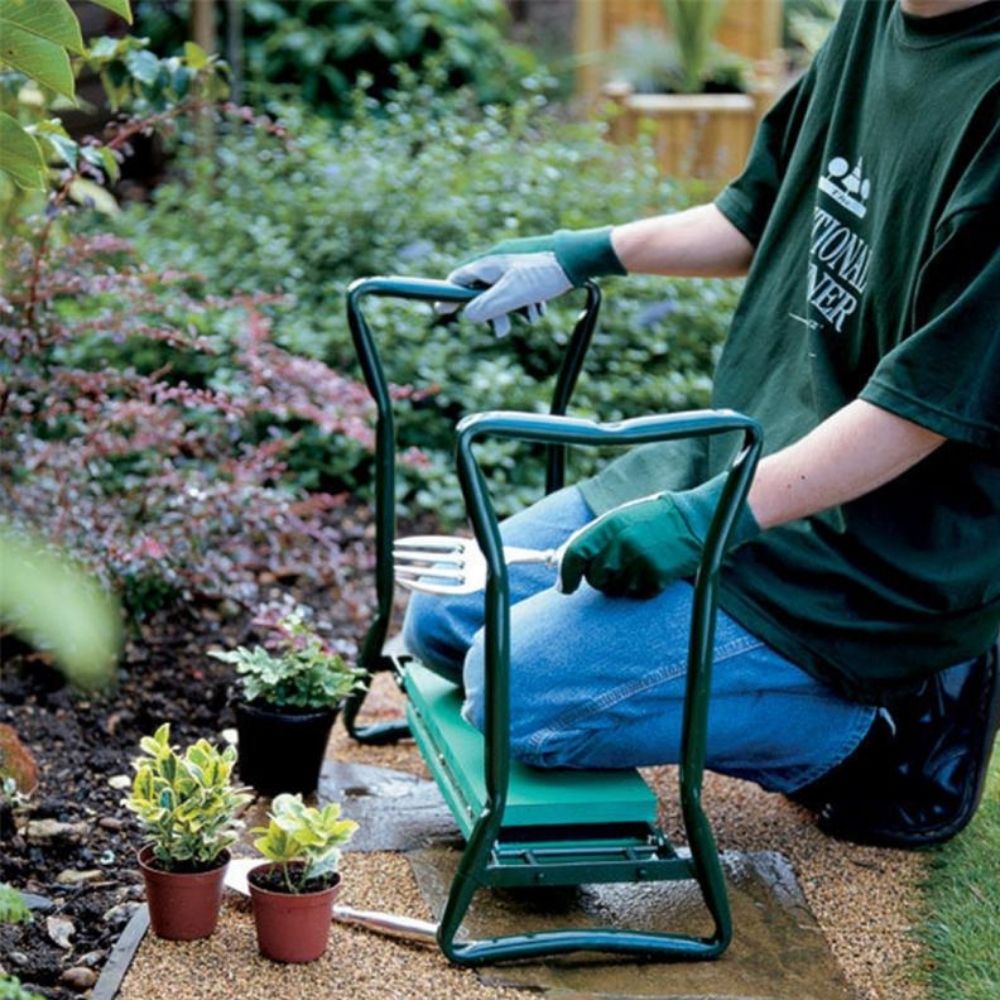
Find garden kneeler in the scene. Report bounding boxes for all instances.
[344,276,762,964]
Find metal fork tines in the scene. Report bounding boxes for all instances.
[393,534,561,596]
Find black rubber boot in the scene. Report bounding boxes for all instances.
[790,642,1000,848]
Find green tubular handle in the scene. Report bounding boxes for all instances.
[439,408,762,963]
[344,276,601,745]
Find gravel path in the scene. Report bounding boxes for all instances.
[121,672,927,1000]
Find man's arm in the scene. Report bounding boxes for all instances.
[559,399,946,597]
[610,204,756,279]
[747,399,945,529]
[451,204,756,331]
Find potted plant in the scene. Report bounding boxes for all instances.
[611,1,750,96]
[210,611,365,797]
[596,0,781,180]
[247,793,358,963]
[123,724,252,941]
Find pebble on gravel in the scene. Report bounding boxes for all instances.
[45,914,75,949]
[107,774,132,791]
[56,869,104,886]
[60,966,99,991]
[24,818,89,845]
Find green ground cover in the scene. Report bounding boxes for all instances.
[918,754,999,1000]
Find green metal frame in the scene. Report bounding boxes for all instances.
[344,276,763,964]
[343,275,601,744]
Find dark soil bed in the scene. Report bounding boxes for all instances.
[0,501,377,998]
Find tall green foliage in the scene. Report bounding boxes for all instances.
[0,0,227,224]
[659,0,729,93]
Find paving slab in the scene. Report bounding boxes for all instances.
[408,846,856,1000]
[319,759,461,852]
[319,759,855,1000]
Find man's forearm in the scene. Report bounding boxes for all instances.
[747,399,945,530]
[611,204,755,278]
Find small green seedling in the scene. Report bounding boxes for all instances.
[210,611,365,710]
[0,883,32,925]
[123,723,252,870]
[252,793,358,893]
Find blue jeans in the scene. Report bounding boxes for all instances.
[403,485,877,794]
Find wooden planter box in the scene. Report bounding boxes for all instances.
[602,80,776,183]
[576,0,783,183]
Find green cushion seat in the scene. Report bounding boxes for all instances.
[403,661,659,840]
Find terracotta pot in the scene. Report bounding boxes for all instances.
[137,845,229,941]
[234,700,338,796]
[248,863,341,963]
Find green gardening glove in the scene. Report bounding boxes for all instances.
[558,473,760,598]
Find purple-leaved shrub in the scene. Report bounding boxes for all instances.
[0,228,378,617]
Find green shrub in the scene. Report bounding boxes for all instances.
[133,0,538,116]
[0,975,44,1000]
[117,89,741,522]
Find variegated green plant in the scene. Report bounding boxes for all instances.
[252,793,358,894]
[123,723,252,871]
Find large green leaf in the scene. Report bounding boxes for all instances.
[0,529,121,689]
[0,0,84,54]
[0,22,74,100]
[0,111,45,189]
[88,0,133,24]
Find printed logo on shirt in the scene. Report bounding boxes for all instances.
[798,153,873,333]
[818,156,871,220]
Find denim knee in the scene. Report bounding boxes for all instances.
[461,629,560,761]
[402,591,465,683]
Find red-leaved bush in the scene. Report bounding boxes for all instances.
[0,229,378,616]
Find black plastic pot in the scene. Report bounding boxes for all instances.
[234,700,338,796]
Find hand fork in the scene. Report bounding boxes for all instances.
[393,535,563,595]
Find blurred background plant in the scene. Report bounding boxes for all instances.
[2,0,740,620]
[609,0,750,95]
[0,1,377,621]
[115,76,738,525]
[132,0,541,117]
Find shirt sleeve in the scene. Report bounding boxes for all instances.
[714,56,823,247]
[860,106,1000,451]
[860,207,1000,450]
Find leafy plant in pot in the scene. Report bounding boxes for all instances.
[248,793,358,963]
[610,0,750,95]
[124,724,252,940]
[210,611,365,796]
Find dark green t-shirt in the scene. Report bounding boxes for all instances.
[580,0,1000,701]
